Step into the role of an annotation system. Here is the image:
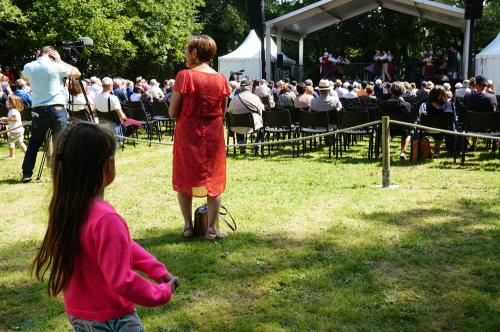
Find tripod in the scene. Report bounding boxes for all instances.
[35,129,52,181]
[67,77,95,123]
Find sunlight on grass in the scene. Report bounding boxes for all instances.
[0,136,499,331]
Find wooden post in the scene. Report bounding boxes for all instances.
[382,116,390,188]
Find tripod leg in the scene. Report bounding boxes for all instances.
[36,130,52,181]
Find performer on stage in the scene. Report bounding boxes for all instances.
[379,50,392,82]
[422,51,434,80]
[319,52,336,79]
[447,46,460,80]
[335,55,350,79]
[373,50,383,78]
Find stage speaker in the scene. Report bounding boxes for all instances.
[465,0,483,20]
[277,53,284,67]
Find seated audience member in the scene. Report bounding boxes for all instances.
[227,79,265,153]
[294,82,313,109]
[486,80,496,95]
[305,86,315,97]
[416,81,430,100]
[455,79,471,98]
[381,82,412,159]
[94,77,129,144]
[310,79,342,112]
[140,84,153,103]
[130,85,143,102]
[149,79,165,101]
[163,80,175,105]
[419,85,455,157]
[465,76,497,113]
[334,80,347,98]
[374,79,384,99]
[13,79,32,107]
[442,83,453,100]
[360,86,377,101]
[357,81,368,97]
[0,85,6,105]
[454,82,463,97]
[229,81,240,99]
[254,79,275,108]
[277,84,295,108]
[410,82,418,96]
[112,78,128,102]
[380,82,392,101]
[124,80,133,100]
[343,84,358,99]
[90,76,103,95]
[67,79,95,113]
[305,79,319,98]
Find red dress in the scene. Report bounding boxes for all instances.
[172,69,230,197]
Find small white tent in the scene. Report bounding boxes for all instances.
[475,33,500,88]
[218,30,295,80]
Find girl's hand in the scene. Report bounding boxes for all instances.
[167,276,180,291]
[156,272,174,284]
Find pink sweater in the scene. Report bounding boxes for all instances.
[64,199,172,322]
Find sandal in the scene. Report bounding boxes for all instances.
[183,226,194,238]
[205,228,228,240]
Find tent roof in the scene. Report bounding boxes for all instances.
[266,0,466,41]
[476,33,500,59]
[219,30,296,64]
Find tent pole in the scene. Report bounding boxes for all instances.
[463,20,470,79]
[299,36,304,81]
[265,26,272,81]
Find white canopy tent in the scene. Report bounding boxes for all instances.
[265,0,470,80]
[476,33,500,87]
[218,30,295,80]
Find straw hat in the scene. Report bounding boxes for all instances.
[317,79,332,90]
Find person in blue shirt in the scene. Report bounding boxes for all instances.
[20,46,81,183]
[13,79,32,107]
[112,78,128,102]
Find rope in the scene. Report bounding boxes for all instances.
[0,122,31,135]
[115,120,382,148]
[389,119,500,141]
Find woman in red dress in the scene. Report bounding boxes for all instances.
[169,35,230,240]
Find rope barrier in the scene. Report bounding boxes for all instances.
[116,120,382,148]
[388,119,500,141]
[0,122,32,135]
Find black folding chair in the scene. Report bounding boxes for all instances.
[263,110,298,157]
[299,110,336,158]
[122,101,160,142]
[462,111,500,165]
[338,110,374,159]
[150,101,175,141]
[226,112,259,156]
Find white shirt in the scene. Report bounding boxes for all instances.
[94,92,121,112]
[8,109,24,134]
[228,91,264,134]
[149,85,164,100]
[22,56,71,107]
[455,87,471,98]
[343,91,358,99]
[90,84,103,95]
[130,93,142,102]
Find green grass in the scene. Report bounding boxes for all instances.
[0,135,499,331]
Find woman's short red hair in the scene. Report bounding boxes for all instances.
[187,35,217,63]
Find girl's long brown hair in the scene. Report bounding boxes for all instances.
[32,123,116,296]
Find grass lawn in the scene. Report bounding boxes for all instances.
[0,134,499,331]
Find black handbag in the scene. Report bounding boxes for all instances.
[193,205,237,236]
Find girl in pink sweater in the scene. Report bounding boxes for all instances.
[32,123,178,331]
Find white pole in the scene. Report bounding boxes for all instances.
[299,36,304,81]
[277,31,282,54]
[463,20,471,79]
[265,26,272,81]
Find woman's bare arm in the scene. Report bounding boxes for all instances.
[169,91,182,119]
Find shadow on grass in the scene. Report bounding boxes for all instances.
[1,198,498,331]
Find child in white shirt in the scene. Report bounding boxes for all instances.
[1,95,27,158]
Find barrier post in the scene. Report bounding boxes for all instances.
[382,116,391,188]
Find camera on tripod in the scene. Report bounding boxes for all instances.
[56,37,93,65]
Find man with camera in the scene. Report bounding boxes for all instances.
[20,46,81,183]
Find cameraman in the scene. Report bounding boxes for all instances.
[20,46,81,183]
